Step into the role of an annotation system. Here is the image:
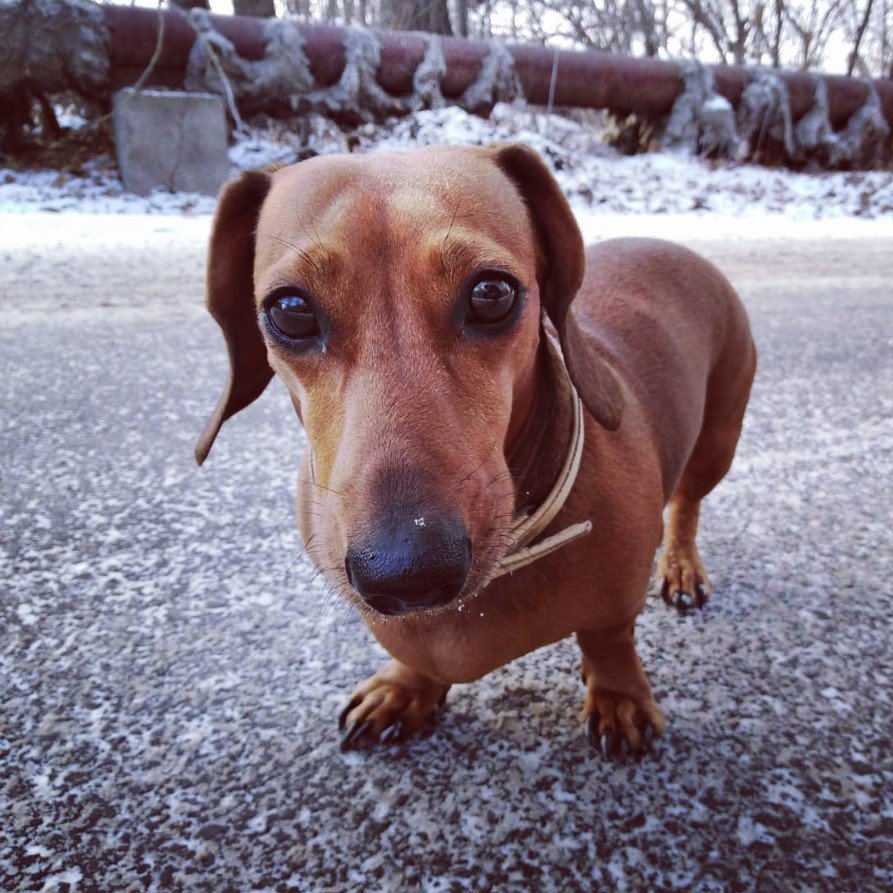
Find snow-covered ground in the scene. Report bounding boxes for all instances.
[2,105,892,221]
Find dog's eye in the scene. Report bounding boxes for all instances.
[266,293,320,340]
[468,277,517,323]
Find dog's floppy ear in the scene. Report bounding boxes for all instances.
[195,169,274,465]
[490,144,624,431]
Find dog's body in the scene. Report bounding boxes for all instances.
[198,145,755,757]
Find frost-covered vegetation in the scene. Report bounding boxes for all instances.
[2,104,891,218]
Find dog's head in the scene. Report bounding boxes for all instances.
[197,145,622,618]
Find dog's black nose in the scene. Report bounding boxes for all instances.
[345,515,472,615]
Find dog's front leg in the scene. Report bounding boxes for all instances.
[577,624,665,761]
[338,660,450,751]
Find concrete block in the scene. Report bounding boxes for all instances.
[113,89,230,197]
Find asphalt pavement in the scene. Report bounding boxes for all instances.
[1,214,892,891]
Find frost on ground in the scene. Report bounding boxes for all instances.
[2,105,892,219]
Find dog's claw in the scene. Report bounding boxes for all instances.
[336,667,448,752]
[378,720,404,744]
[663,583,711,613]
[585,713,599,747]
[695,583,709,607]
[340,719,372,751]
[337,696,361,730]
[672,590,694,611]
[657,544,712,613]
[584,687,663,762]
[642,722,656,752]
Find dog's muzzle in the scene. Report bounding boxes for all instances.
[345,514,472,615]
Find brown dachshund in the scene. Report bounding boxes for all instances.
[196,144,756,759]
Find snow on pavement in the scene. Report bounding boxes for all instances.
[3,209,892,258]
[2,218,892,892]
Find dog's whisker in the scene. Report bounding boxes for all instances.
[297,478,344,497]
[298,564,346,598]
[284,533,321,580]
[486,470,518,487]
[458,433,503,487]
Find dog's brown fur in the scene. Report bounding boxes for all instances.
[197,144,756,756]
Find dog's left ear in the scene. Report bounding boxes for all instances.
[195,169,275,465]
[490,144,624,431]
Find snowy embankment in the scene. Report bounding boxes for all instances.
[2,105,892,228]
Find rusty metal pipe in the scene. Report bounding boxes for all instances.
[102,6,893,130]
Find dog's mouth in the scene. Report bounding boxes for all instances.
[362,592,418,617]
[360,581,479,618]
[346,546,505,620]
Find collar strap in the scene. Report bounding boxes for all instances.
[490,343,592,580]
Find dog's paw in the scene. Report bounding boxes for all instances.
[337,661,449,751]
[656,546,712,613]
[581,684,665,761]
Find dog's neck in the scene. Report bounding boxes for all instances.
[506,328,576,521]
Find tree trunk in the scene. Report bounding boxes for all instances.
[636,0,660,57]
[380,0,454,35]
[846,0,875,74]
[169,0,210,10]
[456,0,469,37]
[772,0,783,67]
[233,0,276,15]
[233,0,276,19]
[730,0,749,64]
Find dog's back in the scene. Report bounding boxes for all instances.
[577,237,756,500]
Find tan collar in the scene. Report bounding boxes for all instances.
[490,335,592,580]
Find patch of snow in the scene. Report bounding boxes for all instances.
[704,95,733,112]
[3,209,891,255]
[39,867,83,892]
[0,165,216,216]
[0,212,211,249]
[17,603,39,626]
[574,210,893,242]
[2,105,891,222]
[55,110,90,131]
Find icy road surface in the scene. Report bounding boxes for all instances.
[2,214,892,891]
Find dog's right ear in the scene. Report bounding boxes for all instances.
[195,170,274,466]
[490,143,624,431]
